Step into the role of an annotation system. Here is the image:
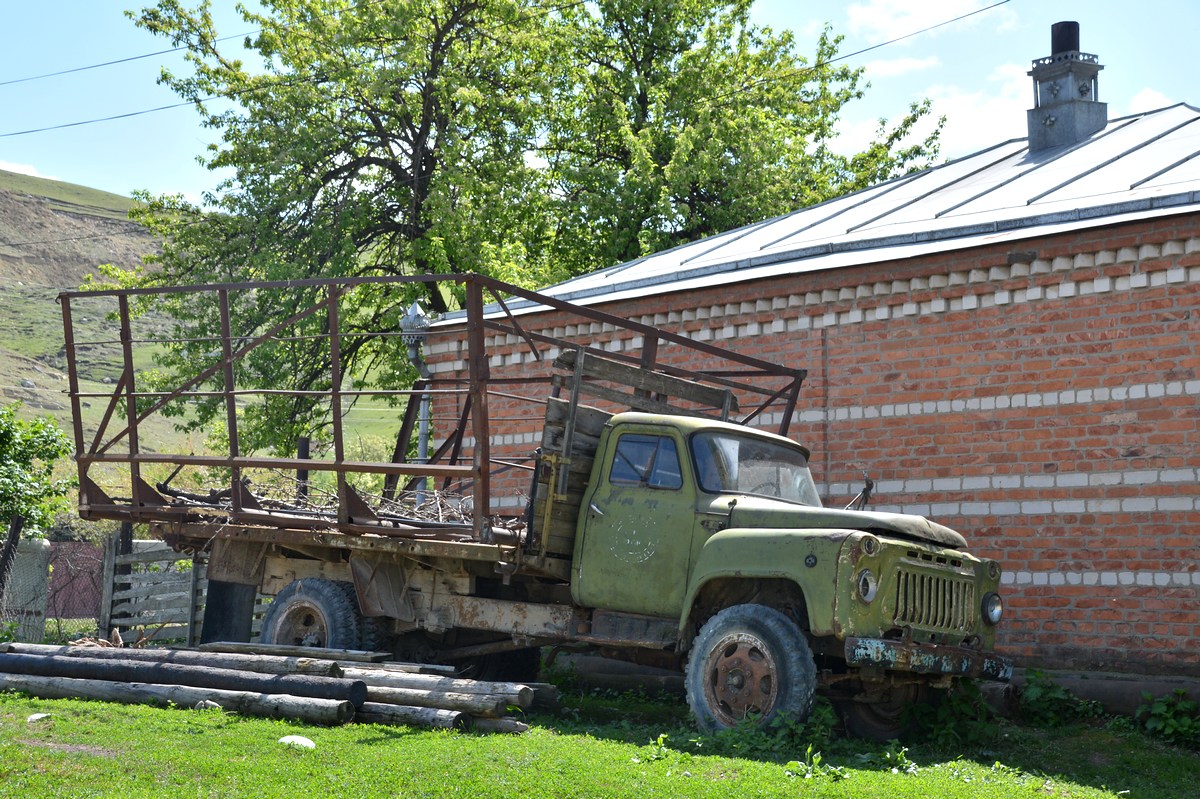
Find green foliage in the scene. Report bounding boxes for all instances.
[908,680,1000,749]
[544,1,942,275]
[0,620,17,644]
[1136,690,1200,748]
[0,403,73,536]
[784,743,849,781]
[685,698,841,761]
[113,0,942,454]
[1018,670,1104,728]
[853,743,920,775]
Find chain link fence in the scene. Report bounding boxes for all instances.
[0,538,103,644]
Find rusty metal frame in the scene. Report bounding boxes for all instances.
[59,274,806,549]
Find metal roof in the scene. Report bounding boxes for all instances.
[503,103,1200,313]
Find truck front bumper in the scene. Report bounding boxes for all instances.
[845,636,1013,682]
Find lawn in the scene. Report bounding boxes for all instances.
[1,685,1196,799]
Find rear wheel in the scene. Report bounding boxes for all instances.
[260,578,363,650]
[685,604,817,732]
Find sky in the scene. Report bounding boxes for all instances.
[0,0,1194,204]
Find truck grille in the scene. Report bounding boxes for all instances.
[892,568,976,634]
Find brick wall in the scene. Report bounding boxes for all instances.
[425,213,1200,677]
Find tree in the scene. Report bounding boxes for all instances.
[119,0,560,453]
[543,0,942,275]
[0,404,73,535]
[117,0,942,453]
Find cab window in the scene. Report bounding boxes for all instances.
[609,434,683,489]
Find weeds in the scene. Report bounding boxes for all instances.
[907,679,999,748]
[1018,670,1104,727]
[784,743,849,780]
[1136,690,1200,748]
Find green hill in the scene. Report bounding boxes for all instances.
[0,168,157,425]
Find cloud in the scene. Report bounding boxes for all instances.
[832,62,1029,161]
[864,56,941,79]
[0,161,57,180]
[1124,88,1174,115]
[921,62,1030,159]
[847,0,1017,45]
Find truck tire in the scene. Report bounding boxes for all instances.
[686,604,817,732]
[838,684,926,742]
[260,578,363,650]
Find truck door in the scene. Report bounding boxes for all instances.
[571,428,695,617]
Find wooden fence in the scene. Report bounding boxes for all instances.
[100,537,269,646]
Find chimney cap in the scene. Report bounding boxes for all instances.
[1051,21,1080,54]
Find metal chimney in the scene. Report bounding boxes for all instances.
[1027,21,1107,151]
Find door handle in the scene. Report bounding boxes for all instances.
[589,502,604,517]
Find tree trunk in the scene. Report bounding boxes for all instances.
[0,516,25,606]
[364,684,511,717]
[199,641,388,662]
[354,701,466,730]
[340,666,533,708]
[0,652,367,707]
[1,642,344,678]
[0,672,353,724]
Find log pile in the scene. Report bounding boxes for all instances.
[0,642,556,734]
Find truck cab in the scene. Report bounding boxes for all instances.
[572,413,1010,739]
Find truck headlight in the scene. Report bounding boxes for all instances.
[857,569,878,603]
[982,592,1003,625]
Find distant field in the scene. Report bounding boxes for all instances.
[0,169,134,222]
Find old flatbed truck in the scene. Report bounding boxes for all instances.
[59,274,1010,739]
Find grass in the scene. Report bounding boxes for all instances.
[0,168,135,221]
[1,687,1197,799]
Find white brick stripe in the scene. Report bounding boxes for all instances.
[825,467,1199,498]
[788,379,1200,426]
[1001,570,1200,588]
[871,497,1200,517]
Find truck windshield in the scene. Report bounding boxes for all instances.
[690,431,822,506]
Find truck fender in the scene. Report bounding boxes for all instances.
[679,528,851,641]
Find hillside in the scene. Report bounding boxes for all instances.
[0,169,158,420]
[0,169,153,287]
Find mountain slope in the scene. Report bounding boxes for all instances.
[0,168,153,288]
[0,169,158,418]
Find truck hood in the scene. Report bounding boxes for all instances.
[720,497,968,549]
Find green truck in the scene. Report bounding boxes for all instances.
[61,275,1010,740]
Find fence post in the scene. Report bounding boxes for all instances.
[186,553,204,647]
[98,531,116,637]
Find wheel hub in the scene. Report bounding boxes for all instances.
[705,632,779,725]
[276,602,328,647]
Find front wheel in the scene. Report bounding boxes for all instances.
[685,604,817,732]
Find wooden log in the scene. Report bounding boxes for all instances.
[340,667,533,708]
[3,643,343,678]
[0,673,353,725]
[335,659,457,676]
[354,701,466,730]
[471,717,530,734]
[0,652,368,707]
[365,685,510,717]
[198,642,390,661]
[524,682,561,711]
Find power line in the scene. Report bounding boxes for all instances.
[0,0,582,139]
[709,0,1012,104]
[0,32,252,88]
[0,0,1008,190]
